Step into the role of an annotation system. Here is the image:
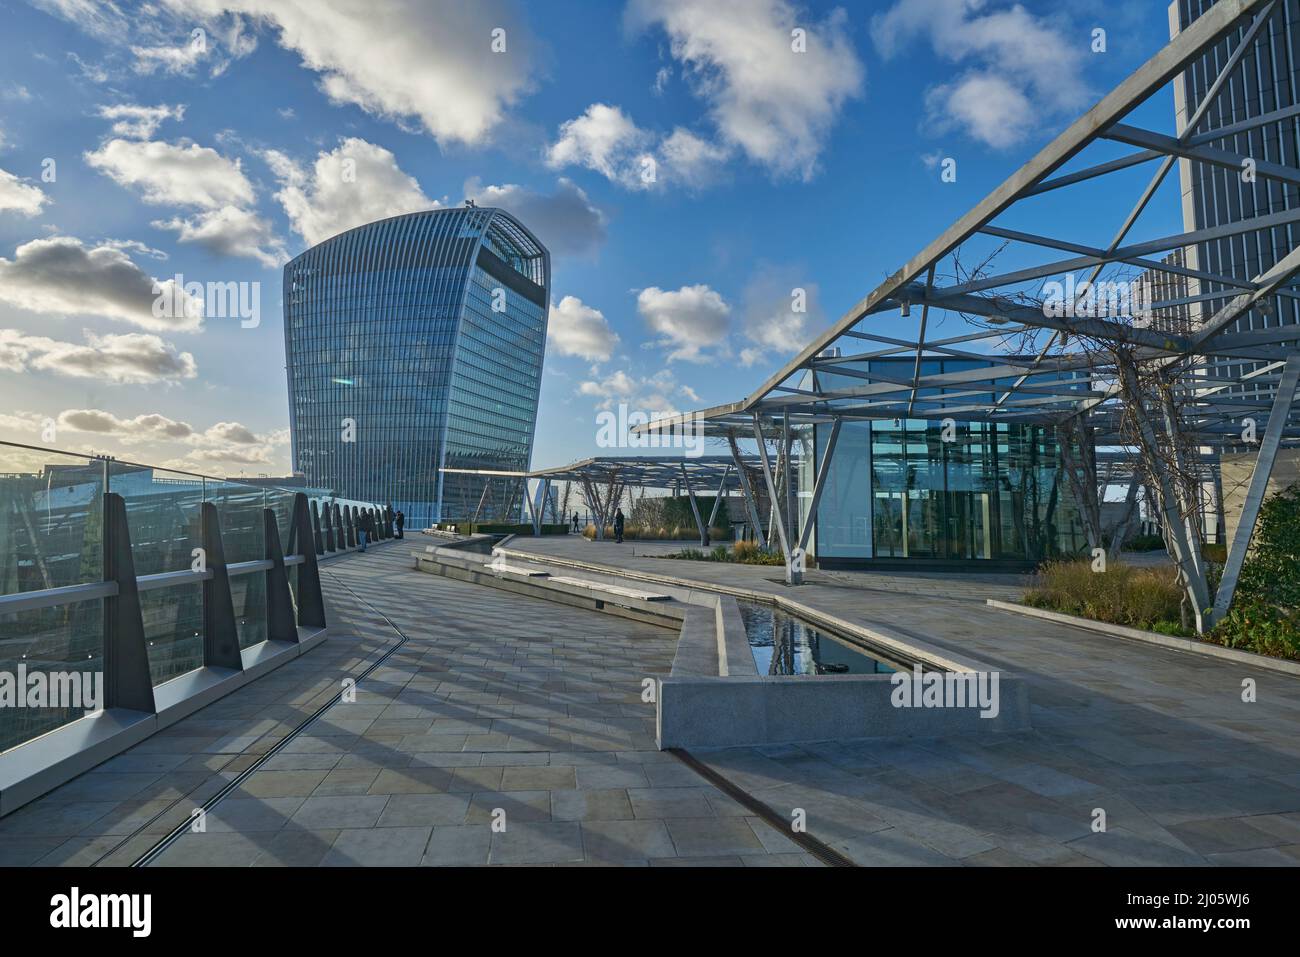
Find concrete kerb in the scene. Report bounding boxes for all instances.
[988,598,1300,678]
[476,546,1031,749]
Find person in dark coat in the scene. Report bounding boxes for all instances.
[572,512,580,533]
[613,508,625,544]
[358,510,369,552]
[384,504,394,537]
[395,510,405,539]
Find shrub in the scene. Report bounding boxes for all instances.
[661,540,784,566]
[1206,483,1300,660]
[1235,483,1300,610]
[1123,533,1166,552]
[1023,560,1186,633]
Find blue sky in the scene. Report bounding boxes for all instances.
[0,0,1182,476]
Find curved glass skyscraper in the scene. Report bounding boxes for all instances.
[283,206,550,529]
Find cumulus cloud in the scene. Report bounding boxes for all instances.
[44,405,284,472]
[0,329,198,384]
[264,137,436,248]
[628,0,864,180]
[85,138,255,209]
[153,205,287,267]
[58,408,195,441]
[159,0,537,146]
[636,284,731,363]
[203,420,258,444]
[463,178,606,257]
[546,103,655,188]
[578,367,698,415]
[657,128,730,188]
[0,168,50,217]
[548,295,620,362]
[86,137,283,264]
[96,103,186,139]
[871,0,1089,148]
[0,236,202,332]
[737,269,823,367]
[544,104,728,191]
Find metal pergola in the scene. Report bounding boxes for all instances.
[633,0,1300,620]
[527,455,765,544]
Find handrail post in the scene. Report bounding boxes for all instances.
[103,492,156,713]
[201,501,243,670]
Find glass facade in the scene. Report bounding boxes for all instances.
[283,207,550,529]
[802,358,1089,564]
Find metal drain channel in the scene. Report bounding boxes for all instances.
[131,570,409,867]
[665,747,856,867]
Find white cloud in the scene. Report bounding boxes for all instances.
[131,40,206,75]
[871,0,1089,148]
[30,0,128,40]
[463,178,606,257]
[0,236,202,332]
[544,103,732,191]
[628,0,864,180]
[636,284,731,363]
[154,205,287,267]
[42,405,285,472]
[578,367,698,415]
[0,168,50,217]
[96,103,186,139]
[657,128,730,188]
[85,138,255,209]
[545,103,655,188]
[265,137,436,248]
[548,295,620,362]
[737,270,822,367]
[0,329,198,384]
[160,0,537,146]
[202,420,258,444]
[86,137,283,264]
[58,408,195,441]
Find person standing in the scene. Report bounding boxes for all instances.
[572,512,579,533]
[395,510,405,539]
[614,508,625,544]
[358,512,368,553]
[384,503,394,538]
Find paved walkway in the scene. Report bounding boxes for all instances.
[8,534,1300,867]
[0,540,816,867]
[507,536,1300,866]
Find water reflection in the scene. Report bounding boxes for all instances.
[739,602,896,676]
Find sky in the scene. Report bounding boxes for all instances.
[0,0,1185,477]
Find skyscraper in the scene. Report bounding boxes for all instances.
[1171,0,1300,398]
[283,206,550,529]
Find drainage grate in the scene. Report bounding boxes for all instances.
[130,570,410,867]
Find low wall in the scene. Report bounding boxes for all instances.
[657,672,1030,749]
